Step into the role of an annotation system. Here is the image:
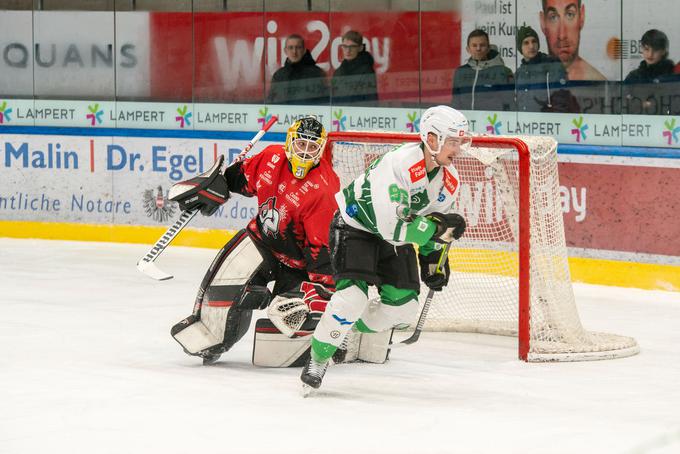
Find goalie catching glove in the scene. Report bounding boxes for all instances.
[168,155,230,216]
[267,282,333,337]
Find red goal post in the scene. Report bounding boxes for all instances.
[325,131,639,362]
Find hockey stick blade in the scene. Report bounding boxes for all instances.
[389,288,436,349]
[136,208,198,280]
[136,260,173,281]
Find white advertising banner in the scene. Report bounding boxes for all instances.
[463,110,680,148]
[0,11,150,99]
[0,133,263,230]
[1,100,679,148]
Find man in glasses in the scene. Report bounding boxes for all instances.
[170,117,340,365]
[300,106,469,393]
[267,34,329,105]
[331,30,378,106]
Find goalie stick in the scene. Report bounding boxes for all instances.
[390,243,450,348]
[136,115,278,280]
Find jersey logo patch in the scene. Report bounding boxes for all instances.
[443,168,459,195]
[332,314,353,326]
[409,161,426,182]
[258,196,280,238]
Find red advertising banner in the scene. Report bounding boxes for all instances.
[149,11,460,103]
[559,162,680,257]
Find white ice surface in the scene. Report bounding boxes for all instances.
[1,238,680,454]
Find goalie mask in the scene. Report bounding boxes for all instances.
[285,117,327,179]
[419,105,472,158]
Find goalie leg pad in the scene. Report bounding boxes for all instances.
[252,318,315,367]
[357,329,393,364]
[172,232,268,357]
[172,314,224,355]
[330,328,393,364]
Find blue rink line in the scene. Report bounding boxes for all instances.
[557,144,680,159]
[0,125,288,143]
[1,125,679,159]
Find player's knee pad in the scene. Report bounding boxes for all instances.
[357,290,419,333]
[172,230,268,358]
[357,301,419,333]
[313,284,369,347]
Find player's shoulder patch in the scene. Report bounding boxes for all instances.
[442,167,459,194]
[408,160,427,183]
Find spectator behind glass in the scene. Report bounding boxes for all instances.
[515,25,578,113]
[267,34,329,105]
[539,0,605,81]
[331,30,378,106]
[452,29,514,111]
[624,29,676,115]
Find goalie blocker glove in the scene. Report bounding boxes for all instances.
[427,212,466,242]
[168,155,230,216]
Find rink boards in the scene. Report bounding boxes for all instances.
[0,127,679,291]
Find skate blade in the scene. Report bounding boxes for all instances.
[301,384,316,398]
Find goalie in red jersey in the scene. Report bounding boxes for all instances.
[170,117,340,365]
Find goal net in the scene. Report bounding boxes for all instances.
[326,131,639,362]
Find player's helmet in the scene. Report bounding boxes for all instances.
[419,105,471,156]
[285,117,327,179]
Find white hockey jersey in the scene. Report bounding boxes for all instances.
[336,141,461,246]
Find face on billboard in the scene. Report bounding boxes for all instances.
[540,0,585,66]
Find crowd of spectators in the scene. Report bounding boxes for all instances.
[267,23,679,116]
[267,30,378,106]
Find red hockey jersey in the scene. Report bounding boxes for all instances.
[227,144,340,285]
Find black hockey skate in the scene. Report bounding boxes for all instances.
[202,353,221,365]
[300,357,329,396]
[331,332,351,364]
[332,347,347,364]
[199,345,225,365]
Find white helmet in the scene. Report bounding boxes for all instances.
[419,105,471,156]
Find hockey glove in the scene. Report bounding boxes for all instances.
[427,212,466,242]
[267,282,333,337]
[418,246,450,292]
[168,156,230,216]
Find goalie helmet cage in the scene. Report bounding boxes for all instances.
[325,131,639,362]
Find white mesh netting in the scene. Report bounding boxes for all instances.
[329,132,639,362]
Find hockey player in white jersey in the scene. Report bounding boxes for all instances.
[301,105,470,391]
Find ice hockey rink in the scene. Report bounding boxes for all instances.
[2,238,679,454]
